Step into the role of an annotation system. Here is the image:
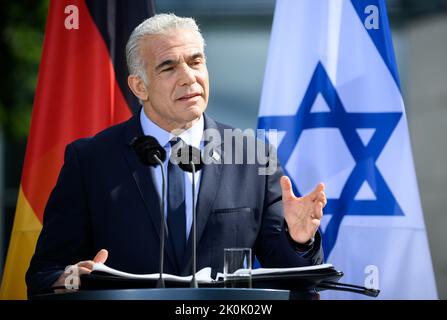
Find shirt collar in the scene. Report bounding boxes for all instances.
[139,108,204,149]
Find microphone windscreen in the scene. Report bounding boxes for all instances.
[130,136,166,166]
[175,145,204,172]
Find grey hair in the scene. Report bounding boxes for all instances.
[126,13,205,88]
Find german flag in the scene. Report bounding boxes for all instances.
[0,0,155,299]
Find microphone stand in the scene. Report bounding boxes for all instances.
[174,144,202,288]
[129,136,167,289]
[154,155,166,288]
[190,160,198,288]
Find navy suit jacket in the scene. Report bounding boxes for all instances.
[26,113,323,296]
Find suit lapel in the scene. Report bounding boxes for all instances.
[181,114,224,274]
[122,114,177,271]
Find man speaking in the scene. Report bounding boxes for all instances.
[26,13,327,296]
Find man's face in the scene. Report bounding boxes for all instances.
[140,28,209,131]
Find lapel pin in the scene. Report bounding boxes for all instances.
[212,151,220,162]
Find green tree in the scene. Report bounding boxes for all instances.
[0,0,49,139]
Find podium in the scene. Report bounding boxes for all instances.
[33,264,378,299]
[35,288,310,300]
[33,262,354,300]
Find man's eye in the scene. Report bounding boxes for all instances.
[162,67,174,72]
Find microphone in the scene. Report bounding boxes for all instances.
[130,136,167,288]
[130,136,166,166]
[174,144,204,288]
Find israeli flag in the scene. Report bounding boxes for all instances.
[258,0,437,299]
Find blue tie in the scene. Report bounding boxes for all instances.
[167,138,186,266]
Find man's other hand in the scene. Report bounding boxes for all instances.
[51,249,108,293]
[280,176,326,244]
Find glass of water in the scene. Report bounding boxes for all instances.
[223,248,252,288]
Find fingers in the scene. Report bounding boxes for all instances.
[315,191,327,207]
[69,249,108,273]
[54,254,107,293]
[316,182,325,192]
[311,190,325,201]
[77,261,95,270]
[77,266,95,275]
[311,183,324,198]
[310,183,327,207]
[57,249,108,287]
[93,249,108,264]
[66,265,94,274]
[280,176,295,201]
[313,201,324,219]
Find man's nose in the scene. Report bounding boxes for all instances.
[178,63,196,86]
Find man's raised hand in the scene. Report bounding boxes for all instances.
[280,176,326,244]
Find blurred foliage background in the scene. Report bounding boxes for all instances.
[0,1,49,139]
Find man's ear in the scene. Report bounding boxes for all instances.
[128,75,149,102]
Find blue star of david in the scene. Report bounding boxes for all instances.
[258,62,404,256]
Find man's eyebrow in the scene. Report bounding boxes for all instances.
[189,52,205,60]
[155,52,205,72]
[155,59,178,72]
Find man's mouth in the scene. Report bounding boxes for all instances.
[177,93,202,101]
